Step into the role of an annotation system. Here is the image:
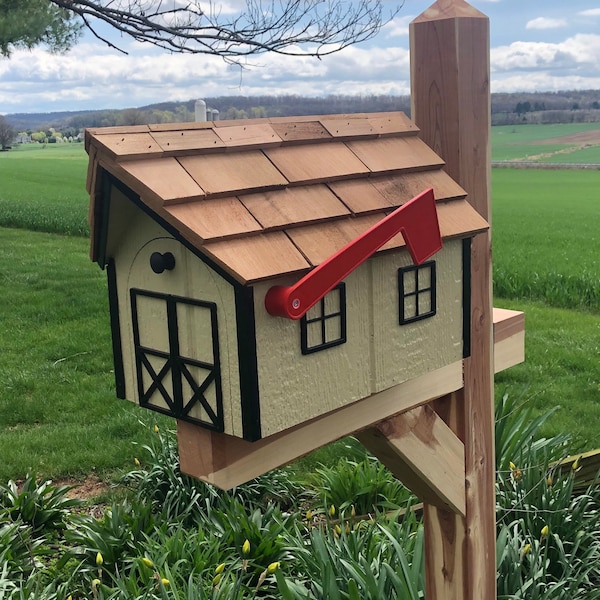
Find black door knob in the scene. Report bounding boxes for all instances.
[150,252,176,274]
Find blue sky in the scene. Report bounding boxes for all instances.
[1,0,600,114]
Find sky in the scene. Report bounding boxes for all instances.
[1,0,600,115]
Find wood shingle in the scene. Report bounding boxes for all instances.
[87,112,488,283]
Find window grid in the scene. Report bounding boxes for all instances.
[300,283,347,355]
[398,261,437,325]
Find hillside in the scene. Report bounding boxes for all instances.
[5,90,600,132]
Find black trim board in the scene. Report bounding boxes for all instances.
[235,286,262,442]
[462,238,472,359]
[130,289,225,432]
[107,259,126,399]
[96,174,112,269]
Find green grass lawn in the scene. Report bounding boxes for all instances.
[544,146,600,163]
[0,228,169,482]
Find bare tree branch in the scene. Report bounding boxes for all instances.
[49,0,401,59]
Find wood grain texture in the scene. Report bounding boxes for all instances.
[319,117,376,139]
[494,331,525,374]
[346,136,444,173]
[285,214,382,265]
[177,360,464,489]
[165,197,262,241]
[150,128,225,153]
[367,113,420,136]
[119,158,205,203]
[93,132,163,159]
[264,142,370,184]
[178,151,288,197]
[269,121,332,143]
[411,3,496,599]
[329,169,466,214]
[239,185,350,229]
[212,123,282,149]
[356,404,466,515]
[87,111,488,286]
[203,231,311,283]
[493,308,525,344]
[369,170,466,205]
[493,308,525,373]
[423,391,467,600]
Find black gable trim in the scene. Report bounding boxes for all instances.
[102,172,242,288]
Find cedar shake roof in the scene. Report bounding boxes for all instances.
[86,112,488,284]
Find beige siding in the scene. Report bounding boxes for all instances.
[107,187,242,435]
[253,240,464,437]
[370,240,464,391]
[252,268,372,438]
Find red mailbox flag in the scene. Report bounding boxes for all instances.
[265,188,442,320]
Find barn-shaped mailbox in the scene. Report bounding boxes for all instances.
[86,112,489,442]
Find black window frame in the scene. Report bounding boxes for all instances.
[398,261,437,325]
[300,283,347,355]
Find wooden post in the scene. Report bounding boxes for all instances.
[410,2,495,599]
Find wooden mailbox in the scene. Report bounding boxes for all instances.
[86,1,525,597]
[86,112,489,443]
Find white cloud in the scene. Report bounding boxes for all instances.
[492,71,600,93]
[3,1,600,115]
[491,34,600,73]
[382,16,413,38]
[0,40,412,114]
[526,17,568,30]
[578,8,600,16]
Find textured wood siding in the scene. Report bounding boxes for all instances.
[252,268,372,438]
[252,240,464,437]
[371,240,464,391]
[107,187,242,436]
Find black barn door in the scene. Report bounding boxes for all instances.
[130,289,224,432]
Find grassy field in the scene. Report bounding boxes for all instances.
[0,133,598,482]
[0,228,170,482]
[492,168,599,311]
[0,144,89,235]
[491,122,600,162]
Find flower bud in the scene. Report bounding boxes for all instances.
[215,562,225,574]
[267,561,280,574]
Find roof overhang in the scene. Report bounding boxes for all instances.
[86,112,489,284]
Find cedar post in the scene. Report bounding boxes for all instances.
[410,1,495,599]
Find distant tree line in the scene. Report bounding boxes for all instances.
[6,90,600,136]
[492,90,600,125]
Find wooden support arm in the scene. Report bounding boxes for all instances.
[356,405,466,516]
